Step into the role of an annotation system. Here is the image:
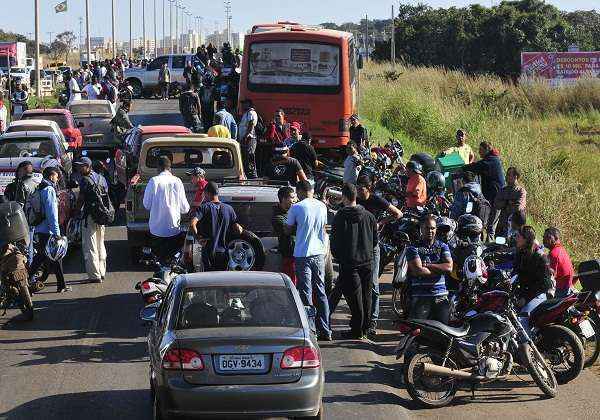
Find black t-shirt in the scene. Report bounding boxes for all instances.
[290,142,317,179]
[79,172,108,215]
[266,157,303,186]
[358,194,390,219]
[194,201,238,254]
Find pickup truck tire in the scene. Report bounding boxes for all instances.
[128,78,143,99]
[226,230,266,271]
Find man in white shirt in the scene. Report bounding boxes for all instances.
[238,99,259,179]
[65,72,82,106]
[143,156,190,261]
[82,76,101,100]
[285,180,331,341]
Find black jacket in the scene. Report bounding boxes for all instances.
[331,204,378,267]
[514,249,553,301]
[271,205,294,258]
[4,175,37,207]
[462,151,506,203]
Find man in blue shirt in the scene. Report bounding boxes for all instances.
[28,167,70,293]
[215,100,238,140]
[406,215,453,324]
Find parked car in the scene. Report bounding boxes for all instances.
[68,100,116,150]
[124,54,206,98]
[21,108,83,149]
[0,131,75,230]
[140,271,324,420]
[5,119,68,148]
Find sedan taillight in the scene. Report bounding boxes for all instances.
[281,346,320,369]
[162,348,204,371]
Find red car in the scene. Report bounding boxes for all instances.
[21,109,83,150]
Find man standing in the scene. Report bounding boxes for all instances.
[74,157,108,283]
[462,141,506,204]
[199,74,217,132]
[272,186,297,284]
[290,131,319,184]
[186,167,208,209]
[331,183,378,340]
[215,101,238,139]
[238,99,259,179]
[490,166,527,238]
[29,167,70,293]
[356,175,402,335]
[110,101,134,137]
[543,227,575,298]
[158,62,171,101]
[343,142,362,185]
[349,114,369,151]
[285,181,331,340]
[405,161,427,208]
[283,122,302,148]
[406,216,453,323]
[190,181,243,271]
[4,161,36,207]
[441,129,475,164]
[10,81,29,117]
[143,156,190,262]
[82,76,101,100]
[265,145,307,186]
[179,83,202,133]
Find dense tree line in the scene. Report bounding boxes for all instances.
[368,0,600,78]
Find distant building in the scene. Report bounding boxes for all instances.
[90,36,106,50]
[205,30,240,50]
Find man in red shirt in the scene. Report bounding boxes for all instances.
[405,161,427,208]
[187,167,208,211]
[543,227,575,298]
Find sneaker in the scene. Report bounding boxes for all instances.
[317,332,332,342]
[57,286,72,293]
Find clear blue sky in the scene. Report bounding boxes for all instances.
[0,1,597,43]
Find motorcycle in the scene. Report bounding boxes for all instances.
[134,248,186,305]
[573,290,600,367]
[396,289,558,408]
[314,165,345,211]
[0,244,34,321]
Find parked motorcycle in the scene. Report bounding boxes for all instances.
[396,289,558,408]
[134,248,186,305]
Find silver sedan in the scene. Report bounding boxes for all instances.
[141,271,324,419]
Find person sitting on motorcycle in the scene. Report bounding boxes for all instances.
[449,214,483,293]
[435,216,457,247]
[404,161,427,209]
[0,241,31,319]
[343,142,362,185]
[449,171,482,220]
[426,171,451,215]
[406,215,453,324]
[513,225,553,334]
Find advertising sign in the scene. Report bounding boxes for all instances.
[521,51,600,86]
[249,42,340,86]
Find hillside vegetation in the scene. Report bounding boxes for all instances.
[360,62,600,261]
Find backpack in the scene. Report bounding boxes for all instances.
[86,176,115,226]
[461,188,492,227]
[25,186,46,227]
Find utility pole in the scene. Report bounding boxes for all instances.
[47,32,53,48]
[112,0,117,58]
[85,0,91,66]
[79,17,83,51]
[175,2,179,54]
[169,0,174,54]
[224,0,232,45]
[143,0,147,59]
[154,0,158,58]
[129,0,133,58]
[162,0,166,54]
[391,5,396,68]
[364,14,369,62]
[34,0,41,100]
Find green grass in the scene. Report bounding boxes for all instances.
[360,62,600,262]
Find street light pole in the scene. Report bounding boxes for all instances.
[112,0,117,58]
[85,0,91,65]
[154,0,158,58]
[162,0,165,55]
[175,2,179,54]
[169,0,173,54]
[34,0,41,100]
[129,0,133,59]
[143,0,147,59]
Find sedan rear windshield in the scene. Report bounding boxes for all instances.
[177,286,301,329]
[146,146,234,169]
[22,114,69,128]
[70,104,112,115]
[7,125,53,133]
[0,139,56,158]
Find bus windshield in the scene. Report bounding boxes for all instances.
[248,42,340,93]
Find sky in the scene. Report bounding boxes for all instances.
[0,0,597,44]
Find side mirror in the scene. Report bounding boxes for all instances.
[140,303,159,323]
[465,202,473,214]
[495,236,507,246]
[77,122,84,128]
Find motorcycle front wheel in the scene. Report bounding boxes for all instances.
[18,282,34,321]
[520,342,558,398]
[538,324,584,384]
[404,351,458,408]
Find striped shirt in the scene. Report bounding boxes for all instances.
[407,240,452,297]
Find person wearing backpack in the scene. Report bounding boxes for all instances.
[28,167,70,293]
[179,83,202,133]
[238,99,259,179]
[74,157,110,284]
[462,141,506,204]
[4,161,36,208]
[450,171,483,219]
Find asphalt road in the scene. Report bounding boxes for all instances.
[1,100,599,420]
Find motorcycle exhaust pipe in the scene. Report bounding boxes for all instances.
[422,363,484,381]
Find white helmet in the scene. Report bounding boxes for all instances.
[45,235,68,261]
[463,255,486,283]
[66,218,82,245]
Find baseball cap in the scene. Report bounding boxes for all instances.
[274,145,289,155]
[186,167,206,177]
[74,157,92,167]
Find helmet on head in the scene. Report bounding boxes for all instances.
[406,160,423,175]
[457,214,483,238]
[45,235,68,262]
[427,171,446,192]
[436,217,457,240]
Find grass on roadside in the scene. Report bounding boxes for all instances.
[360,62,600,262]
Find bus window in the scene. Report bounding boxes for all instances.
[248,42,341,94]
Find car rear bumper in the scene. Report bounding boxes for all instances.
[158,371,323,418]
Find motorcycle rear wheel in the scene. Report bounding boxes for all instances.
[580,313,600,368]
[18,282,34,321]
[404,351,458,408]
[520,342,558,398]
[538,324,584,384]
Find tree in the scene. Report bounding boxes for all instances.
[55,31,76,62]
[49,40,68,63]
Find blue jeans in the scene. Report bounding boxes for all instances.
[296,254,331,336]
[370,245,380,327]
[519,292,547,336]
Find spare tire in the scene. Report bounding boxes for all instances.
[409,152,440,175]
[226,230,266,271]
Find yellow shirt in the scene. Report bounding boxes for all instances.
[444,143,473,164]
[207,125,231,139]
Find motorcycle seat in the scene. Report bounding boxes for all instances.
[408,319,470,337]
[528,298,569,318]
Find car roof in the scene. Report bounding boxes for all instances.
[138,125,191,135]
[0,131,59,140]
[179,271,287,288]
[22,108,70,116]
[9,119,58,128]
[69,99,112,106]
[143,134,237,147]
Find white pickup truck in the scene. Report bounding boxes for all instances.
[124,53,205,99]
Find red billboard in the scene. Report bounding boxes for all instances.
[521,51,600,85]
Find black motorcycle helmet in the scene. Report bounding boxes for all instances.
[427,171,446,193]
[457,214,483,239]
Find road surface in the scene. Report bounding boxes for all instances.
[1,100,598,420]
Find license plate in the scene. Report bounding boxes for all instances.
[580,319,595,338]
[219,354,265,371]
